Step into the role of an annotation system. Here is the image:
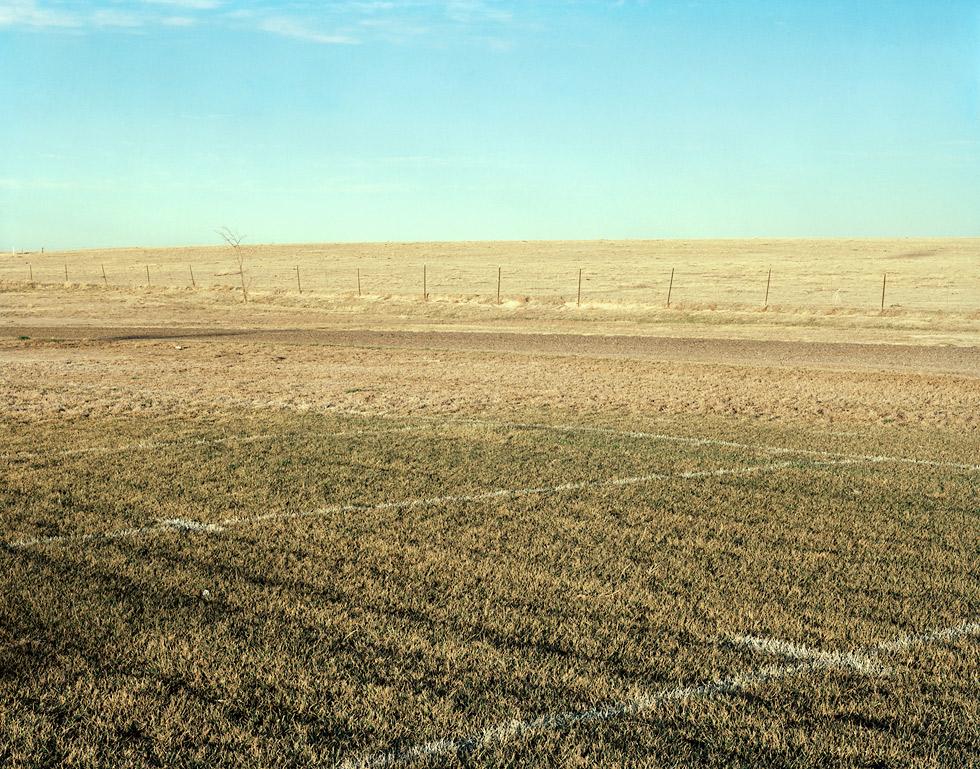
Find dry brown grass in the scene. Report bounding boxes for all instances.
[3,238,978,316]
[1,411,978,767]
[3,281,979,349]
[0,251,977,767]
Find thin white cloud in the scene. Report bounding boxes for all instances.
[444,0,512,25]
[257,16,358,45]
[142,0,221,9]
[0,0,78,28]
[0,0,519,46]
[0,0,219,31]
[357,15,429,39]
[91,9,143,28]
[0,177,115,191]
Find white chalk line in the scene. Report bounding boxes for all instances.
[0,425,425,463]
[448,418,980,473]
[160,517,225,534]
[0,425,245,462]
[876,620,980,652]
[731,635,886,676]
[280,410,980,474]
[233,459,812,528]
[339,663,807,769]
[7,517,225,547]
[5,412,974,475]
[5,458,834,548]
[337,619,979,769]
[734,621,980,671]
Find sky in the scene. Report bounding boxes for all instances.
[1,0,979,249]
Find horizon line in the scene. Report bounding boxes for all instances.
[7,235,980,255]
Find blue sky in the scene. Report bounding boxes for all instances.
[1,0,978,249]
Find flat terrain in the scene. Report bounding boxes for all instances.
[1,241,978,768]
[4,239,978,315]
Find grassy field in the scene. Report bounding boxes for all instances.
[3,238,979,315]
[2,408,978,768]
[1,243,978,767]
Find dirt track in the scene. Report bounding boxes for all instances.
[1,326,977,429]
[5,325,979,377]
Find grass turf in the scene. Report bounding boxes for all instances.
[1,411,977,767]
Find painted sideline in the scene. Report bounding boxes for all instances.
[0,425,425,462]
[336,620,980,769]
[339,663,807,769]
[732,635,886,676]
[232,459,811,529]
[877,620,980,652]
[6,413,975,473]
[450,418,980,472]
[6,459,827,548]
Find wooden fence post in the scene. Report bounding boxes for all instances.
[189,265,195,288]
[295,265,302,294]
[357,268,362,297]
[423,264,427,301]
[28,263,33,285]
[64,263,68,283]
[880,273,887,311]
[666,267,674,308]
[145,265,150,287]
[764,267,771,308]
[102,264,108,285]
[577,268,582,307]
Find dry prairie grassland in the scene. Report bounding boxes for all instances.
[2,278,980,349]
[1,239,978,344]
[0,246,978,768]
[4,239,978,312]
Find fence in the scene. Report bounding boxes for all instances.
[2,245,978,314]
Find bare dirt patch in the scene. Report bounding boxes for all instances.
[2,331,976,429]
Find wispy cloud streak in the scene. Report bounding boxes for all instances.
[256,15,358,45]
[0,0,523,46]
[0,0,77,28]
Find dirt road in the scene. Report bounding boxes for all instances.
[5,325,978,376]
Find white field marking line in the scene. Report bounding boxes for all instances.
[8,517,226,547]
[222,458,825,528]
[5,458,832,549]
[0,425,217,462]
[731,621,980,673]
[0,425,425,462]
[338,663,807,769]
[447,417,980,472]
[336,619,979,769]
[159,518,225,534]
[10,410,971,474]
[876,620,980,652]
[731,635,887,676]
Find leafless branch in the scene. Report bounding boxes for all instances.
[217,226,249,302]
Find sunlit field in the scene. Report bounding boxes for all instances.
[6,0,980,764]
[2,238,978,767]
[5,238,978,314]
[3,396,978,767]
